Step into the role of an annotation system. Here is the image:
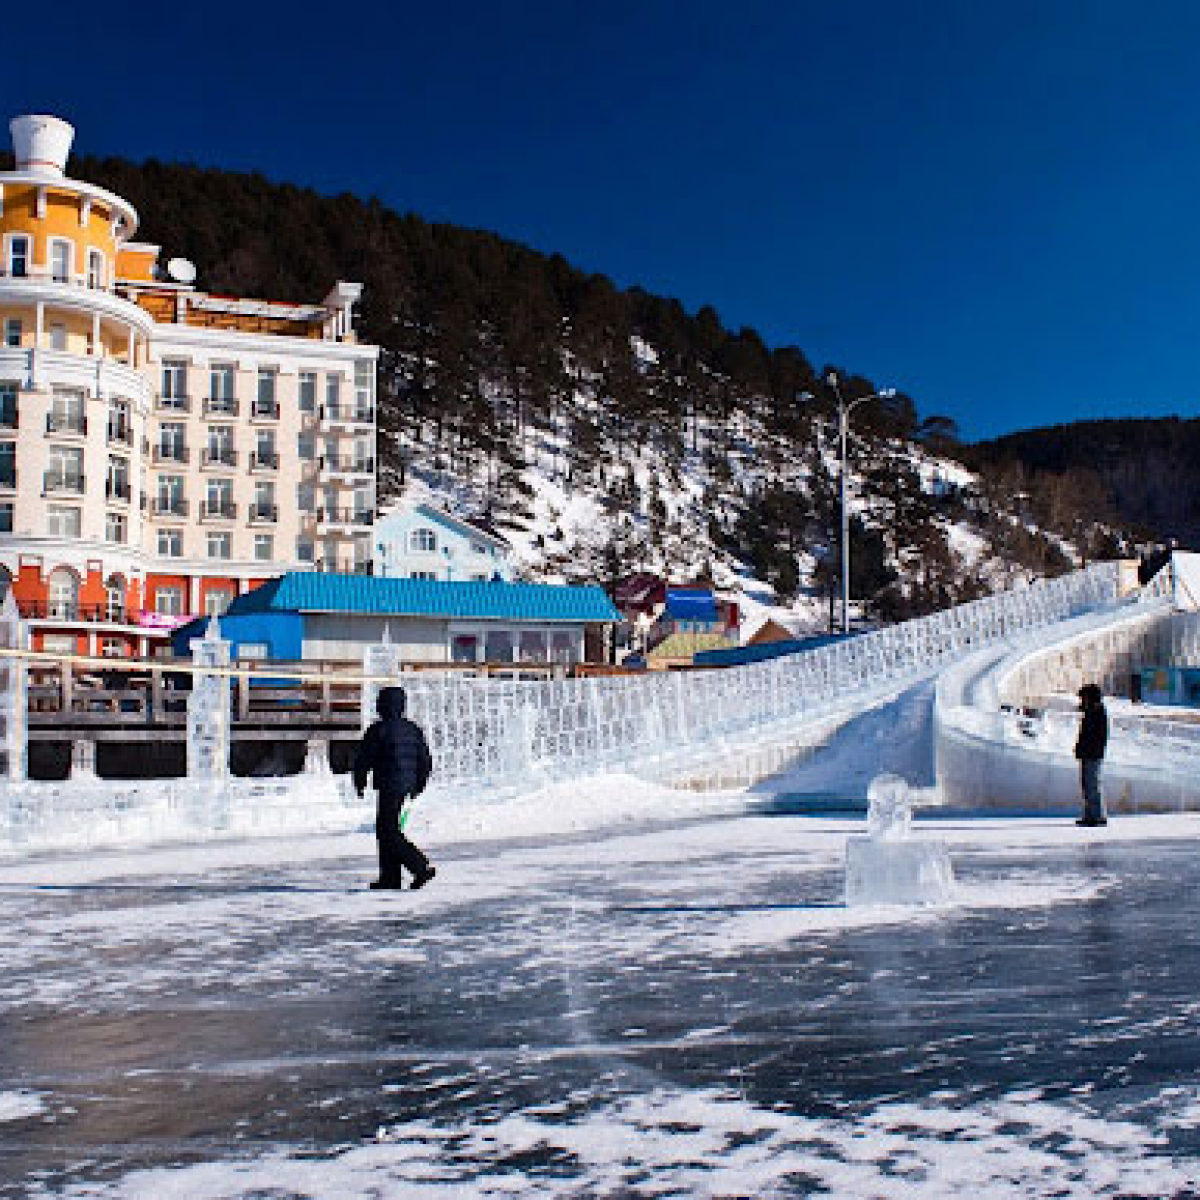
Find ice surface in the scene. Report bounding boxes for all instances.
[6,811,1200,1195]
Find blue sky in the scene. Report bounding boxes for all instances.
[8,0,1200,440]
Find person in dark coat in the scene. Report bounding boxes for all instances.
[1074,683,1109,827]
[353,686,436,891]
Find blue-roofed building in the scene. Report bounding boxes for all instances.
[171,572,620,666]
[372,501,516,583]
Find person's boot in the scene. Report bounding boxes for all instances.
[410,865,436,890]
[370,876,406,890]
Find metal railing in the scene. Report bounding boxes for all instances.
[199,501,237,520]
[44,471,85,494]
[46,413,86,435]
[203,397,239,416]
[249,452,278,470]
[201,448,238,468]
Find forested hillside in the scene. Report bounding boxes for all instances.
[965,419,1200,549]
[34,151,1151,621]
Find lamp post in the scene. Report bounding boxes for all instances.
[820,372,896,635]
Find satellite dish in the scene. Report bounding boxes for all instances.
[166,257,197,285]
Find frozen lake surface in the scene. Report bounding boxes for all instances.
[6,810,1200,1196]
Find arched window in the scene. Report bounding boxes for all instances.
[47,568,78,619]
[105,575,125,622]
[410,528,437,553]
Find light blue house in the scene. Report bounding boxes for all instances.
[372,501,516,583]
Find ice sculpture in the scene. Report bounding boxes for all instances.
[844,773,955,905]
[187,617,231,782]
[0,591,27,781]
[361,628,403,733]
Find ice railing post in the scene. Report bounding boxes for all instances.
[187,617,231,783]
[362,628,403,733]
[0,590,27,782]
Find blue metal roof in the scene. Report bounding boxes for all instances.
[227,572,621,623]
[665,588,718,622]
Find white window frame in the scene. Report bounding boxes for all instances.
[161,359,188,401]
[410,528,437,553]
[206,531,231,560]
[49,237,73,284]
[87,248,105,289]
[104,511,127,544]
[154,586,184,616]
[203,588,233,616]
[157,528,183,558]
[253,533,274,562]
[6,233,30,278]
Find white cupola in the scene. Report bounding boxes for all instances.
[10,114,75,178]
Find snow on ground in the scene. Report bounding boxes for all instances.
[0,1091,46,1122]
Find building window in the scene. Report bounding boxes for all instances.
[49,239,72,283]
[298,433,315,460]
[451,633,479,663]
[355,359,374,416]
[106,456,130,502]
[4,319,21,347]
[47,505,81,538]
[297,483,315,512]
[253,533,274,562]
[104,578,125,622]
[325,375,340,416]
[206,531,231,560]
[155,586,184,616]
[204,588,233,616]
[255,368,277,414]
[159,422,186,460]
[8,235,29,278]
[410,570,437,581]
[0,384,15,429]
[105,512,127,544]
[485,630,515,663]
[0,441,13,488]
[299,372,316,413]
[47,568,79,618]
[410,528,437,553]
[0,502,12,533]
[87,249,105,289]
[100,637,125,658]
[162,360,188,404]
[48,323,67,352]
[157,528,183,557]
[210,363,235,403]
[297,539,314,563]
[238,642,269,661]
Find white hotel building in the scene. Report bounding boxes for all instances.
[0,114,379,657]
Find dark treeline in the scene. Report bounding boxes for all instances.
[964,418,1199,549]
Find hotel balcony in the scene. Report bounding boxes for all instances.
[44,471,85,495]
[155,394,191,414]
[201,447,238,469]
[150,498,188,518]
[249,503,278,523]
[199,501,237,521]
[152,445,189,465]
[202,396,239,417]
[105,480,131,503]
[249,451,278,471]
[46,413,87,436]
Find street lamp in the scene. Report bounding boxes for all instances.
[806,372,896,635]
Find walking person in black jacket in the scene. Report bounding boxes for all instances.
[1075,683,1109,827]
[353,686,436,891]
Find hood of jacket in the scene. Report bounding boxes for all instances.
[377,686,407,720]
